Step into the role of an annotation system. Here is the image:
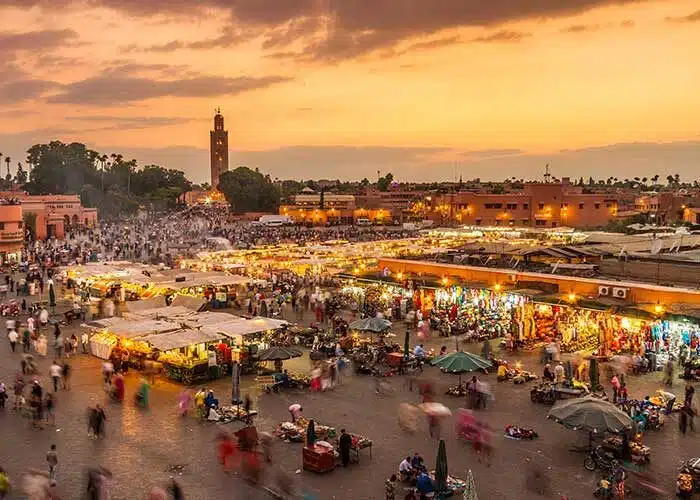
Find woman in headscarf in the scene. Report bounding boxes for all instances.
[177,389,192,417]
[111,373,124,403]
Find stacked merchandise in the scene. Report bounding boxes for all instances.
[216,405,258,424]
[504,425,538,440]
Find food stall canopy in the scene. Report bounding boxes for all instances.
[201,316,287,339]
[211,275,251,286]
[125,297,166,313]
[126,306,193,320]
[138,328,223,351]
[158,272,251,290]
[183,311,243,327]
[170,295,207,311]
[247,316,288,331]
[88,318,180,338]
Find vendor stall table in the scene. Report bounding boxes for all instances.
[554,386,586,400]
[349,434,372,463]
[602,436,651,465]
[163,361,210,384]
[303,445,335,473]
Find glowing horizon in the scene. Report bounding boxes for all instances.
[0,0,699,183]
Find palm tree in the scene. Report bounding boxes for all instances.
[651,174,660,185]
[4,156,10,181]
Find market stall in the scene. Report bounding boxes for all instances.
[87,318,179,360]
[142,328,224,383]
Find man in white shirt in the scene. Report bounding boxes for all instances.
[81,332,89,354]
[8,328,18,352]
[399,456,413,481]
[49,361,63,392]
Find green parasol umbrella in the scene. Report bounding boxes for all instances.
[463,470,478,500]
[435,439,448,493]
[403,328,410,360]
[431,351,492,385]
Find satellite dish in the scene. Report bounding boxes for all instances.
[650,240,664,255]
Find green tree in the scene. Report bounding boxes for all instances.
[23,141,193,217]
[377,172,394,191]
[15,162,27,185]
[218,167,280,214]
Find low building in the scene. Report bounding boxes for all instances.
[280,188,419,226]
[426,181,618,229]
[280,193,356,225]
[0,200,24,264]
[0,192,98,241]
[20,194,98,239]
[635,192,700,224]
[354,189,418,223]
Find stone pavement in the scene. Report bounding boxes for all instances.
[0,305,696,499]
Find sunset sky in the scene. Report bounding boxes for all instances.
[1,0,699,184]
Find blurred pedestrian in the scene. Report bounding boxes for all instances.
[44,393,55,426]
[525,465,551,496]
[339,428,352,467]
[0,382,7,410]
[0,466,9,500]
[61,361,70,390]
[168,478,184,500]
[81,332,89,354]
[8,328,18,353]
[46,445,58,486]
[385,474,397,500]
[49,361,62,393]
[664,359,674,387]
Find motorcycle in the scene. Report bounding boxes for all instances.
[584,446,618,472]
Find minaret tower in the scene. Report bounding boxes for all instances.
[210,107,229,188]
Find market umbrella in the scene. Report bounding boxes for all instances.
[257,346,303,361]
[464,470,478,500]
[349,317,392,333]
[231,361,241,405]
[547,397,632,450]
[403,329,410,360]
[435,439,449,493]
[430,351,493,385]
